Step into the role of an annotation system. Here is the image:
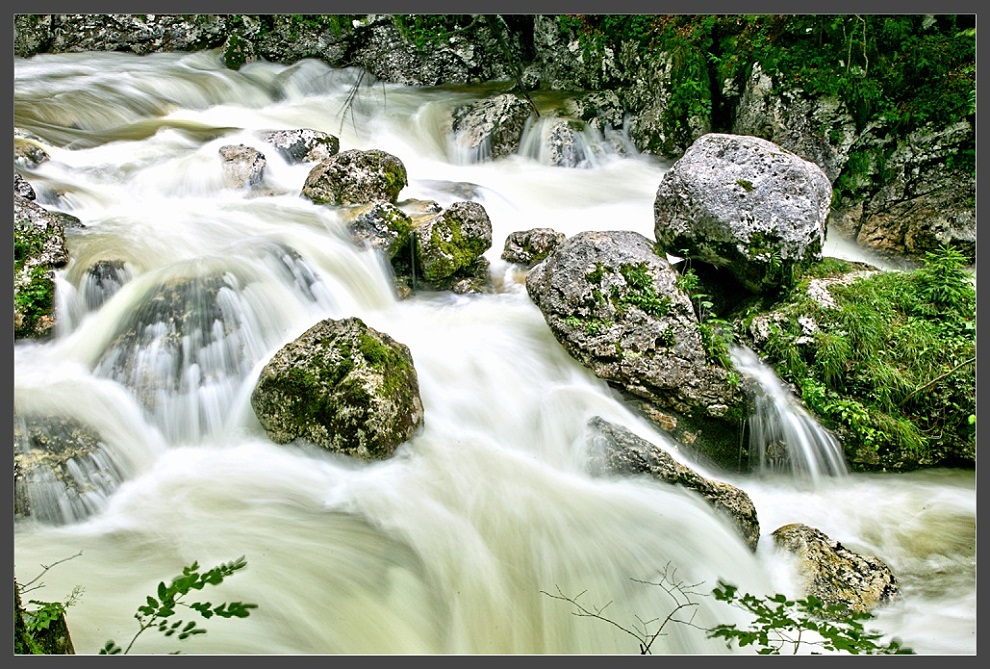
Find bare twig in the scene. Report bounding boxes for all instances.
[16,551,83,595]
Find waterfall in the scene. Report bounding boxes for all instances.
[12,50,974,655]
[731,345,849,482]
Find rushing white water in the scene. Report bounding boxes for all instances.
[731,346,849,482]
[12,50,975,655]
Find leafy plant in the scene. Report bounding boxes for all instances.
[100,556,257,655]
[709,581,912,655]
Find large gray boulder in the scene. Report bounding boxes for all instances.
[301,149,407,206]
[526,229,747,467]
[587,417,760,551]
[251,317,424,460]
[449,93,535,161]
[771,523,899,617]
[653,133,832,294]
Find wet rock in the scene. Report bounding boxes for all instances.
[501,227,566,266]
[449,93,535,161]
[301,148,407,206]
[260,128,340,164]
[251,317,424,459]
[14,194,69,340]
[414,200,493,284]
[14,412,125,526]
[526,229,747,467]
[219,143,267,189]
[588,416,760,550]
[771,522,899,616]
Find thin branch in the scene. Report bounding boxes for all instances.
[16,551,83,594]
[900,356,976,407]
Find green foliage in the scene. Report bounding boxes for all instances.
[394,14,476,50]
[544,568,912,655]
[618,262,671,317]
[100,556,257,655]
[760,246,975,466]
[709,581,912,655]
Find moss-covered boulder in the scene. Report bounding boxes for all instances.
[301,149,407,206]
[526,229,749,468]
[501,227,566,267]
[250,317,424,459]
[413,200,493,285]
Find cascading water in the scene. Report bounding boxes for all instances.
[12,50,975,655]
[731,345,849,482]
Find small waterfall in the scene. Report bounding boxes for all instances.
[731,345,849,482]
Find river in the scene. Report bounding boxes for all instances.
[12,50,975,655]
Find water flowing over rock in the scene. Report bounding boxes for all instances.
[501,228,566,266]
[14,413,125,525]
[525,229,747,467]
[449,93,535,162]
[260,128,340,164]
[250,317,424,460]
[219,144,266,190]
[771,523,899,616]
[81,259,134,311]
[587,417,760,551]
[301,148,407,206]
[653,133,832,295]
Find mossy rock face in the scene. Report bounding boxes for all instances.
[250,317,424,460]
[301,149,408,206]
[14,195,68,340]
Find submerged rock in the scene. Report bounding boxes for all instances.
[449,93,535,161]
[14,412,125,525]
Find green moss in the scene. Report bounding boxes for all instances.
[736,178,754,192]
